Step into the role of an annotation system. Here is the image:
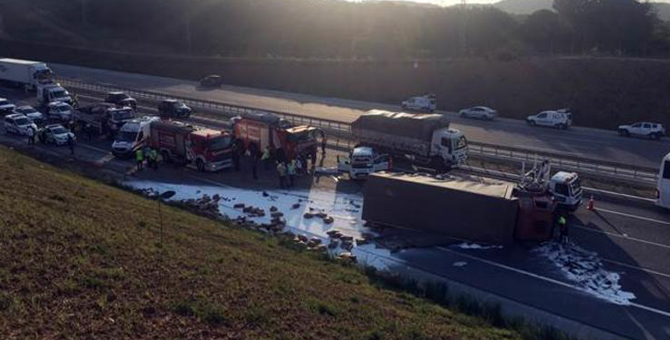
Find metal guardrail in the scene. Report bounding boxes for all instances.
[59,78,659,187]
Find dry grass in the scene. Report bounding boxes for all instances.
[0,144,523,339]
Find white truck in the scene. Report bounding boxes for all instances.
[111,116,160,157]
[0,58,53,91]
[402,93,436,112]
[37,83,72,107]
[521,160,583,211]
[337,146,390,180]
[351,110,467,171]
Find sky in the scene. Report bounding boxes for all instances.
[349,0,670,6]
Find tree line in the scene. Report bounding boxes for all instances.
[3,0,669,59]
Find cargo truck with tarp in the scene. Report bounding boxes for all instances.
[351,110,467,171]
[362,172,558,245]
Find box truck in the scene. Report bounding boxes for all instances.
[0,58,53,91]
[362,172,558,245]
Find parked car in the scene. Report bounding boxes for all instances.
[13,105,44,124]
[0,97,17,115]
[200,74,223,87]
[105,91,137,109]
[4,113,37,135]
[46,101,74,121]
[618,122,665,140]
[527,110,571,129]
[38,124,75,145]
[158,99,192,118]
[459,106,497,120]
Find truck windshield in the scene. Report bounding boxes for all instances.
[455,136,468,150]
[53,90,68,98]
[569,178,582,195]
[206,136,232,150]
[287,131,315,143]
[116,131,137,142]
[112,110,135,120]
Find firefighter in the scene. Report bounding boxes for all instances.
[136,148,144,171]
[261,146,271,170]
[149,148,159,171]
[276,161,287,189]
[287,159,296,187]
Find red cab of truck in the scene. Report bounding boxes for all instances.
[232,111,317,162]
[149,120,233,172]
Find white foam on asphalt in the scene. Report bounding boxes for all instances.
[534,242,636,305]
[453,242,503,250]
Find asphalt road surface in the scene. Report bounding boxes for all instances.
[52,63,670,169]
[2,84,670,339]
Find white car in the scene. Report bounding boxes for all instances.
[46,101,74,121]
[402,94,436,112]
[38,124,75,146]
[459,106,497,120]
[527,110,571,129]
[13,105,44,124]
[4,113,37,136]
[0,98,17,115]
[618,122,665,140]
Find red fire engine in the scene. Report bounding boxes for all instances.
[149,120,234,172]
[233,111,318,161]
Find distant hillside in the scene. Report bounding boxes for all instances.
[493,0,670,21]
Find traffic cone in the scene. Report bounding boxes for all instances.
[388,156,393,172]
[587,195,595,211]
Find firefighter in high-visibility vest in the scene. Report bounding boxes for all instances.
[558,215,569,245]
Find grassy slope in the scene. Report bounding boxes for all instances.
[0,145,521,340]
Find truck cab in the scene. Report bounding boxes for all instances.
[112,116,160,157]
[37,83,72,106]
[105,91,137,109]
[430,128,468,168]
[337,146,389,180]
[107,107,136,132]
[549,171,582,211]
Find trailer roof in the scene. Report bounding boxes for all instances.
[192,128,226,137]
[0,58,43,65]
[369,172,515,200]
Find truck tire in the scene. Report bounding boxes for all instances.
[196,158,205,172]
[430,157,448,173]
[618,129,629,136]
[161,150,171,163]
[527,119,535,126]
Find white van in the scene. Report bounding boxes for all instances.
[657,152,670,209]
[112,116,160,157]
[337,146,389,180]
[527,111,572,129]
[402,94,436,113]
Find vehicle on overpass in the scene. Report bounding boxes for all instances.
[149,120,234,172]
[362,172,558,245]
[45,101,75,122]
[526,110,571,129]
[402,93,436,112]
[0,58,53,91]
[351,110,467,172]
[458,106,497,120]
[200,74,223,88]
[4,113,36,136]
[656,153,670,209]
[37,83,72,107]
[158,99,192,119]
[38,124,75,146]
[232,111,318,162]
[337,146,390,180]
[112,116,160,157]
[617,122,665,140]
[0,97,17,115]
[105,91,137,110]
[13,106,44,124]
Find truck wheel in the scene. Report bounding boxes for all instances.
[430,157,447,173]
[196,159,205,172]
[527,120,535,126]
[161,150,171,163]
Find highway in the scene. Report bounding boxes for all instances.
[52,63,670,170]
[2,86,670,339]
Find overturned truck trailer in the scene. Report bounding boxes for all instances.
[362,172,556,245]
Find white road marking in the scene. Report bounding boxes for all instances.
[596,208,670,227]
[572,224,670,250]
[437,246,670,318]
[601,258,670,279]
